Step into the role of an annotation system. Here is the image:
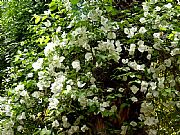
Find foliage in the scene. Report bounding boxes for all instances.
[0,0,180,135]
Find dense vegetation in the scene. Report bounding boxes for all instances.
[0,0,180,135]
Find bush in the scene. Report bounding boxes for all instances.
[0,0,179,135]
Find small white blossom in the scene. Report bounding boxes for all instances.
[32,58,44,71]
[52,120,59,127]
[107,32,116,39]
[48,97,59,110]
[153,33,160,39]
[138,40,146,52]
[20,90,28,97]
[72,60,81,71]
[170,48,180,56]
[56,26,61,33]
[155,6,161,11]
[27,73,33,78]
[148,129,157,135]
[17,112,26,120]
[81,125,88,132]
[15,84,24,91]
[139,17,146,23]
[139,27,147,34]
[164,3,172,9]
[131,97,138,102]
[85,53,92,61]
[130,85,139,94]
[130,121,137,127]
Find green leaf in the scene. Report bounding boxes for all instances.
[49,1,57,11]
[70,0,79,5]
[34,15,41,24]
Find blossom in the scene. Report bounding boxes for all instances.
[164,3,172,9]
[77,81,86,88]
[52,120,59,127]
[155,6,161,11]
[32,58,43,71]
[139,27,147,34]
[15,84,24,91]
[137,40,146,52]
[170,48,180,56]
[44,42,56,56]
[144,117,159,126]
[153,33,160,39]
[85,53,92,61]
[131,97,138,102]
[81,125,88,132]
[129,44,136,55]
[27,73,33,78]
[56,26,61,33]
[44,20,51,27]
[164,58,171,67]
[130,85,139,94]
[139,17,146,23]
[17,112,26,120]
[20,90,28,97]
[72,60,81,71]
[48,97,59,110]
[130,121,137,127]
[148,129,157,135]
[101,16,108,26]
[107,32,116,39]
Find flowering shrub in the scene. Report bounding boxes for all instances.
[0,0,180,135]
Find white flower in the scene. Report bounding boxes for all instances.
[52,120,59,127]
[107,32,116,39]
[122,59,129,64]
[130,121,137,127]
[32,58,43,71]
[155,6,161,11]
[120,126,128,135]
[17,112,26,120]
[164,59,171,67]
[137,40,146,52]
[129,44,136,55]
[153,33,160,39]
[164,3,172,9]
[137,64,145,71]
[144,117,159,126]
[81,125,88,132]
[48,97,59,110]
[170,48,180,56]
[15,84,24,91]
[44,42,56,56]
[139,17,146,23]
[44,10,51,15]
[130,27,137,33]
[130,85,139,94]
[124,28,129,35]
[77,81,86,88]
[27,73,33,78]
[44,20,51,27]
[32,91,40,98]
[17,125,23,132]
[56,26,61,33]
[72,60,81,71]
[142,3,149,11]
[139,27,147,34]
[101,16,108,26]
[148,129,157,135]
[131,97,138,102]
[85,53,92,61]
[20,90,28,97]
